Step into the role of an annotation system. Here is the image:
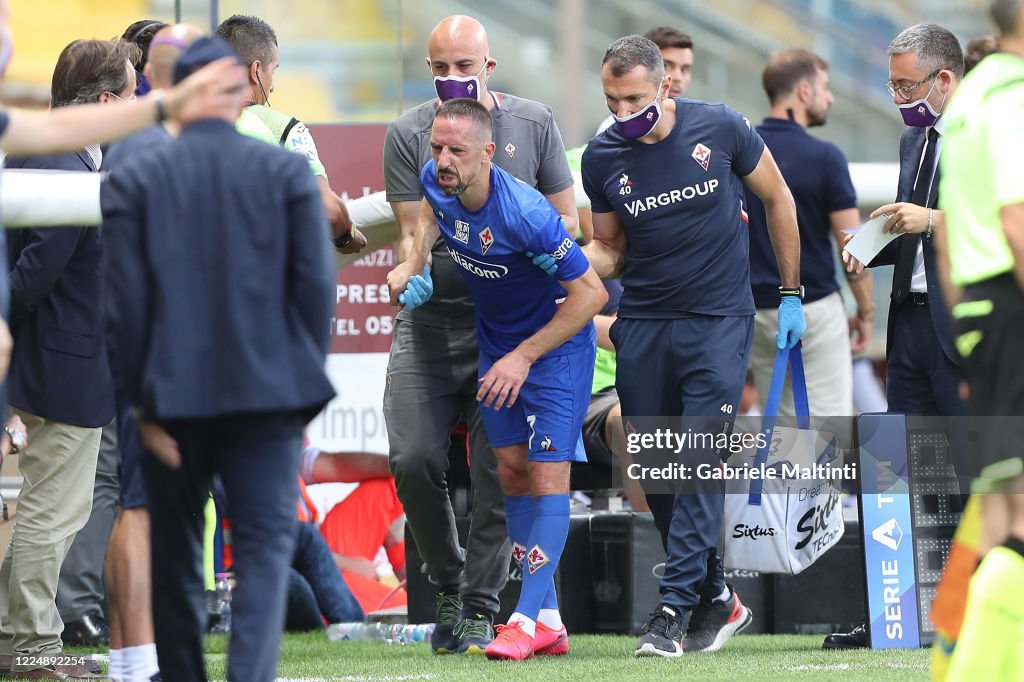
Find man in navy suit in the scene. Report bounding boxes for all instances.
[0,38,140,679]
[857,23,965,418]
[831,22,966,651]
[102,37,336,682]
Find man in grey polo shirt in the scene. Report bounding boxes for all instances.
[382,13,580,655]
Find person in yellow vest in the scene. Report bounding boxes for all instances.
[935,2,1024,678]
[217,13,366,254]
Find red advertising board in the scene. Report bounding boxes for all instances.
[308,123,395,354]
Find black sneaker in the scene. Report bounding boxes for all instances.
[430,592,462,654]
[454,613,494,655]
[683,585,752,653]
[634,604,684,658]
[60,610,111,647]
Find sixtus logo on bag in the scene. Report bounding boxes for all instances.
[724,568,762,580]
[795,486,841,551]
[732,524,777,540]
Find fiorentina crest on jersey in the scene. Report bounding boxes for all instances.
[479,226,495,255]
[527,545,549,574]
[455,220,470,244]
[692,143,712,171]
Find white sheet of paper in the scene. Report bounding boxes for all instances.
[843,214,899,264]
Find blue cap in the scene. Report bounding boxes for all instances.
[172,36,243,85]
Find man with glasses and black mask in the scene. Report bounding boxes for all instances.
[382,13,581,657]
[833,22,967,651]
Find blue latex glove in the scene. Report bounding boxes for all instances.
[398,265,433,310]
[777,296,806,350]
[526,251,558,277]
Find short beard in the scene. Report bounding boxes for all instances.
[441,183,467,197]
[438,170,466,196]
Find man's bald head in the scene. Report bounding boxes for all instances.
[428,15,490,60]
[425,15,496,105]
[146,24,204,89]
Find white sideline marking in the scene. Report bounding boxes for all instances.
[275,676,438,682]
[788,663,922,672]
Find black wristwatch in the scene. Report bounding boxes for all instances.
[778,286,805,299]
[332,231,353,249]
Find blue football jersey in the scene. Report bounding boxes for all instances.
[582,98,765,318]
[420,159,595,358]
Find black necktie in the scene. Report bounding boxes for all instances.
[896,128,939,293]
[910,127,940,207]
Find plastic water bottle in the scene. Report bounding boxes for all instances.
[211,573,232,634]
[388,623,435,645]
[326,622,435,644]
[326,622,386,641]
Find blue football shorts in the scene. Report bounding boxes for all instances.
[477,346,595,462]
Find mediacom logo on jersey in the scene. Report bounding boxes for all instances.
[446,245,509,279]
[624,179,720,218]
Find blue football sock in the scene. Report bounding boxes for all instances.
[503,494,534,573]
[537,580,562,629]
[515,493,569,622]
[541,579,558,611]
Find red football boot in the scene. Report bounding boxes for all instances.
[484,621,535,661]
[534,621,569,656]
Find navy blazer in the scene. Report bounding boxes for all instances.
[869,126,958,364]
[4,150,115,427]
[101,119,336,422]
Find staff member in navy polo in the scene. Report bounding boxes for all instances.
[582,35,804,659]
[746,48,874,418]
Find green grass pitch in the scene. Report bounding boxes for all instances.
[193,632,931,681]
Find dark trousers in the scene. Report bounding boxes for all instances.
[886,300,964,416]
[613,315,753,612]
[887,300,969,489]
[286,522,364,630]
[384,321,510,618]
[144,412,305,682]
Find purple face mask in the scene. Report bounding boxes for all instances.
[135,71,151,97]
[613,96,662,140]
[898,80,947,127]
[433,61,487,102]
